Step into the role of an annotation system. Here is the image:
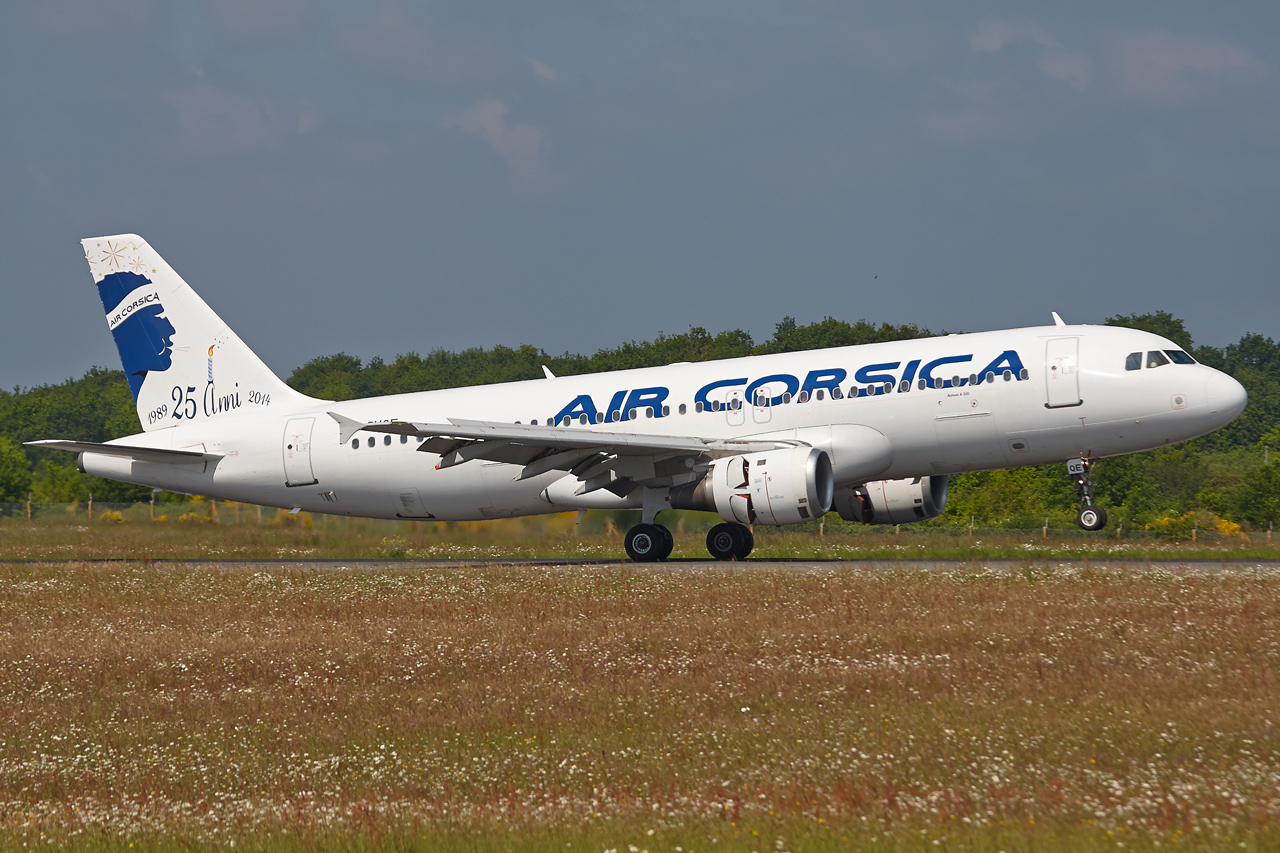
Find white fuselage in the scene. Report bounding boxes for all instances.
[80,323,1246,521]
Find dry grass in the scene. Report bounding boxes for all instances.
[0,561,1278,850]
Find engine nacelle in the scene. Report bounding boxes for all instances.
[670,447,834,526]
[833,475,949,525]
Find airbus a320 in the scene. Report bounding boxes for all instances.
[31,235,1248,560]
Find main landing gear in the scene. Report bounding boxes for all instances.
[624,523,674,561]
[1068,457,1108,531]
[622,520,755,561]
[706,522,754,561]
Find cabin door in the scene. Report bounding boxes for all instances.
[1045,337,1082,408]
[283,417,319,486]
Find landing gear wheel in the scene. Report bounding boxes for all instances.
[707,523,753,561]
[625,523,671,562]
[655,524,674,560]
[707,523,739,561]
[1077,505,1107,531]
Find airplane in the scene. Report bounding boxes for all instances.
[29,234,1248,561]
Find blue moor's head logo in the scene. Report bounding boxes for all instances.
[96,271,176,400]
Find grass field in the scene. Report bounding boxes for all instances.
[1,558,1278,851]
[1,504,1278,562]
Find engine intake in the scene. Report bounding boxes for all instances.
[671,447,834,526]
[833,475,949,524]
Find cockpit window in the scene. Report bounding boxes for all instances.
[1165,349,1195,364]
[1125,352,1142,371]
[1147,351,1170,368]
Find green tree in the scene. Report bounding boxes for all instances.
[1236,462,1280,528]
[0,437,32,501]
[1105,311,1195,351]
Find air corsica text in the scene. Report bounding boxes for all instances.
[548,349,1026,424]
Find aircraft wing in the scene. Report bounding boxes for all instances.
[330,412,793,495]
[25,440,222,464]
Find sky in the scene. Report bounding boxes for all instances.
[2,1,1278,389]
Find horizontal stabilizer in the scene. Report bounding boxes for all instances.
[25,440,222,465]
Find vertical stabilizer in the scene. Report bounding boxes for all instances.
[84,234,313,431]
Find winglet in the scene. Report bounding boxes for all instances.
[328,411,366,444]
[1051,311,1066,327]
[542,365,556,379]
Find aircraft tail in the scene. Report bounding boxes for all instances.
[84,234,313,431]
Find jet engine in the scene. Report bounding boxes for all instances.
[670,447,834,526]
[832,475,949,524]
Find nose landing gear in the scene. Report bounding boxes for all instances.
[1068,457,1108,531]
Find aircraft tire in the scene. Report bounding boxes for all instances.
[654,524,674,560]
[1077,505,1108,531]
[625,523,667,562]
[707,522,747,561]
[735,525,754,559]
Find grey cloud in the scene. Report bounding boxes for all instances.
[167,84,317,156]
[1114,30,1263,102]
[970,20,1091,89]
[443,97,547,179]
[334,3,506,87]
[201,0,317,41]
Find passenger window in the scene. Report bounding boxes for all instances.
[351,439,359,449]
[400,434,408,444]
[383,434,391,445]
[596,412,604,423]
[1165,350,1195,364]
[782,392,792,404]
[662,405,670,417]
[1147,351,1169,368]
[679,403,687,415]
[695,401,704,413]
[832,388,843,399]
[1125,352,1142,371]
[367,437,375,448]
[797,390,809,403]
[815,389,825,401]
[531,419,538,425]
[579,414,588,425]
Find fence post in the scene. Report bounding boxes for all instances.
[1043,517,1049,538]
[895,523,901,536]
[27,494,31,520]
[150,493,155,521]
[88,492,92,522]
[257,504,262,524]
[969,515,974,536]
[1192,521,1197,542]
[819,518,824,537]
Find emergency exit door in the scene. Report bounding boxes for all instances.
[283,417,318,486]
[1045,338,1082,408]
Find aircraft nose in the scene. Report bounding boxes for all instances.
[1205,369,1247,421]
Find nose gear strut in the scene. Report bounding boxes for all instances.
[1068,456,1108,531]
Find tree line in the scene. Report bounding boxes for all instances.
[1,312,1277,530]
